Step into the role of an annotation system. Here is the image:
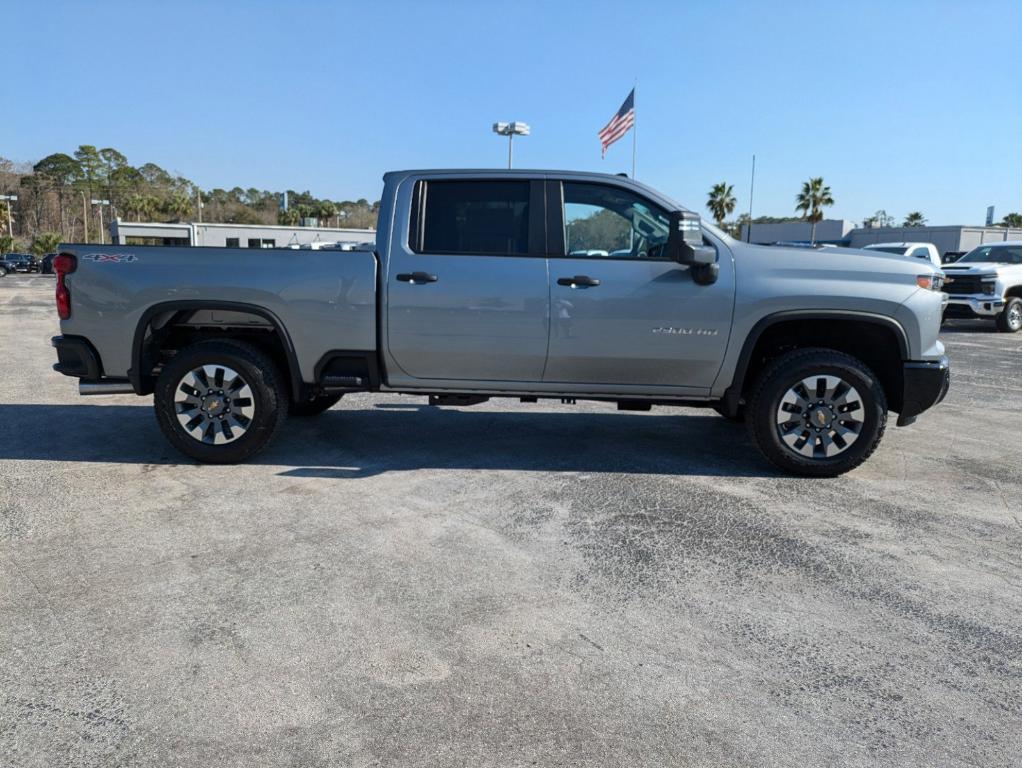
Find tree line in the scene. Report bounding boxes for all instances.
[0,146,380,254]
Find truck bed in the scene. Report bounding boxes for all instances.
[56,243,378,384]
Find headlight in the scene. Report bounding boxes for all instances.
[917,273,945,291]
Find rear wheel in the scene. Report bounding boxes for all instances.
[747,348,887,477]
[995,297,1022,333]
[0,266,7,277]
[154,339,287,463]
[290,393,342,417]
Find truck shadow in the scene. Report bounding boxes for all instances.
[0,403,774,478]
[939,320,996,334]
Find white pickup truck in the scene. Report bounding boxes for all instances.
[862,242,942,268]
[941,242,1022,332]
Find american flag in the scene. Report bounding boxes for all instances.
[598,88,635,158]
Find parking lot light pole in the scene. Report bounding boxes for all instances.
[492,122,530,169]
[0,194,17,238]
[91,199,110,245]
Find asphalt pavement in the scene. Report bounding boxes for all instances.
[1,275,1020,767]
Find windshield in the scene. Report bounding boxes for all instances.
[866,246,909,255]
[957,245,1022,265]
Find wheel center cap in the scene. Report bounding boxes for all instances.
[807,404,836,429]
[203,396,227,416]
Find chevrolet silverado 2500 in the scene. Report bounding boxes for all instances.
[941,241,1022,332]
[51,170,950,476]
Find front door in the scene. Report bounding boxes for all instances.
[543,181,734,390]
[386,178,550,383]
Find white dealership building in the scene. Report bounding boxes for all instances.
[742,219,1022,257]
[110,219,375,249]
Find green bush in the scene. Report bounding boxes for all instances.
[30,232,62,256]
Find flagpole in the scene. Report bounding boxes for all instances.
[631,82,637,179]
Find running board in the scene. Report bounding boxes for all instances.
[79,380,134,395]
[428,394,490,407]
[321,375,366,391]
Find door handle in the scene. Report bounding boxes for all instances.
[557,275,601,288]
[396,271,438,284]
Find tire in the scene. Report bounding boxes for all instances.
[995,297,1022,333]
[154,339,288,464]
[0,266,7,277]
[746,348,887,477]
[290,393,342,417]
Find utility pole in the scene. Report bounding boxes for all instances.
[746,154,756,242]
[80,191,89,242]
[91,199,110,245]
[0,194,17,238]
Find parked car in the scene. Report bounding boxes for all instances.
[0,253,39,273]
[861,242,942,269]
[39,253,58,274]
[941,242,1022,332]
[50,169,949,476]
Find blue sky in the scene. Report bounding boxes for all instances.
[4,0,1020,224]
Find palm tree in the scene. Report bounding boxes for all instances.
[794,177,835,244]
[160,193,192,221]
[706,182,736,226]
[1000,212,1022,228]
[903,211,926,227]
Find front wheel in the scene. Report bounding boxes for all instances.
[747,348,887,477]
[995,297,1022,333]
[154,339,288,463]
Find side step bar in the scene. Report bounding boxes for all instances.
[79,380,134,395]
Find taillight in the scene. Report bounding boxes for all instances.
[54,253,76,320]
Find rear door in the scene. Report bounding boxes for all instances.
[543,180,734,390]
[385,178,550,383]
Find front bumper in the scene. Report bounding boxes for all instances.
[897,356,950,426]
[944,295,1004,317]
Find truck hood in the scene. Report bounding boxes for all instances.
[942,262,1014,274]
[754,244,939,275]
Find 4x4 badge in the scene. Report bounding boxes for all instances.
[82,253,138,263]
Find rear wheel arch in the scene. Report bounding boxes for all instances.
[723,312,908,415]
[130,300,304,401]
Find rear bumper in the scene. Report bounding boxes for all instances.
[51,335,103,379]
[897,356,950,426]
[944,295,1004,317]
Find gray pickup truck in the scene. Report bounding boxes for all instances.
[51,169,950,476]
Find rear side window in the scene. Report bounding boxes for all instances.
[413,180,530,255]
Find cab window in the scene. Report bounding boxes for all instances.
[413,180,531,255]
[562,182,670,259]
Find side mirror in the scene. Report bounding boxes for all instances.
[667,210,719,284]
